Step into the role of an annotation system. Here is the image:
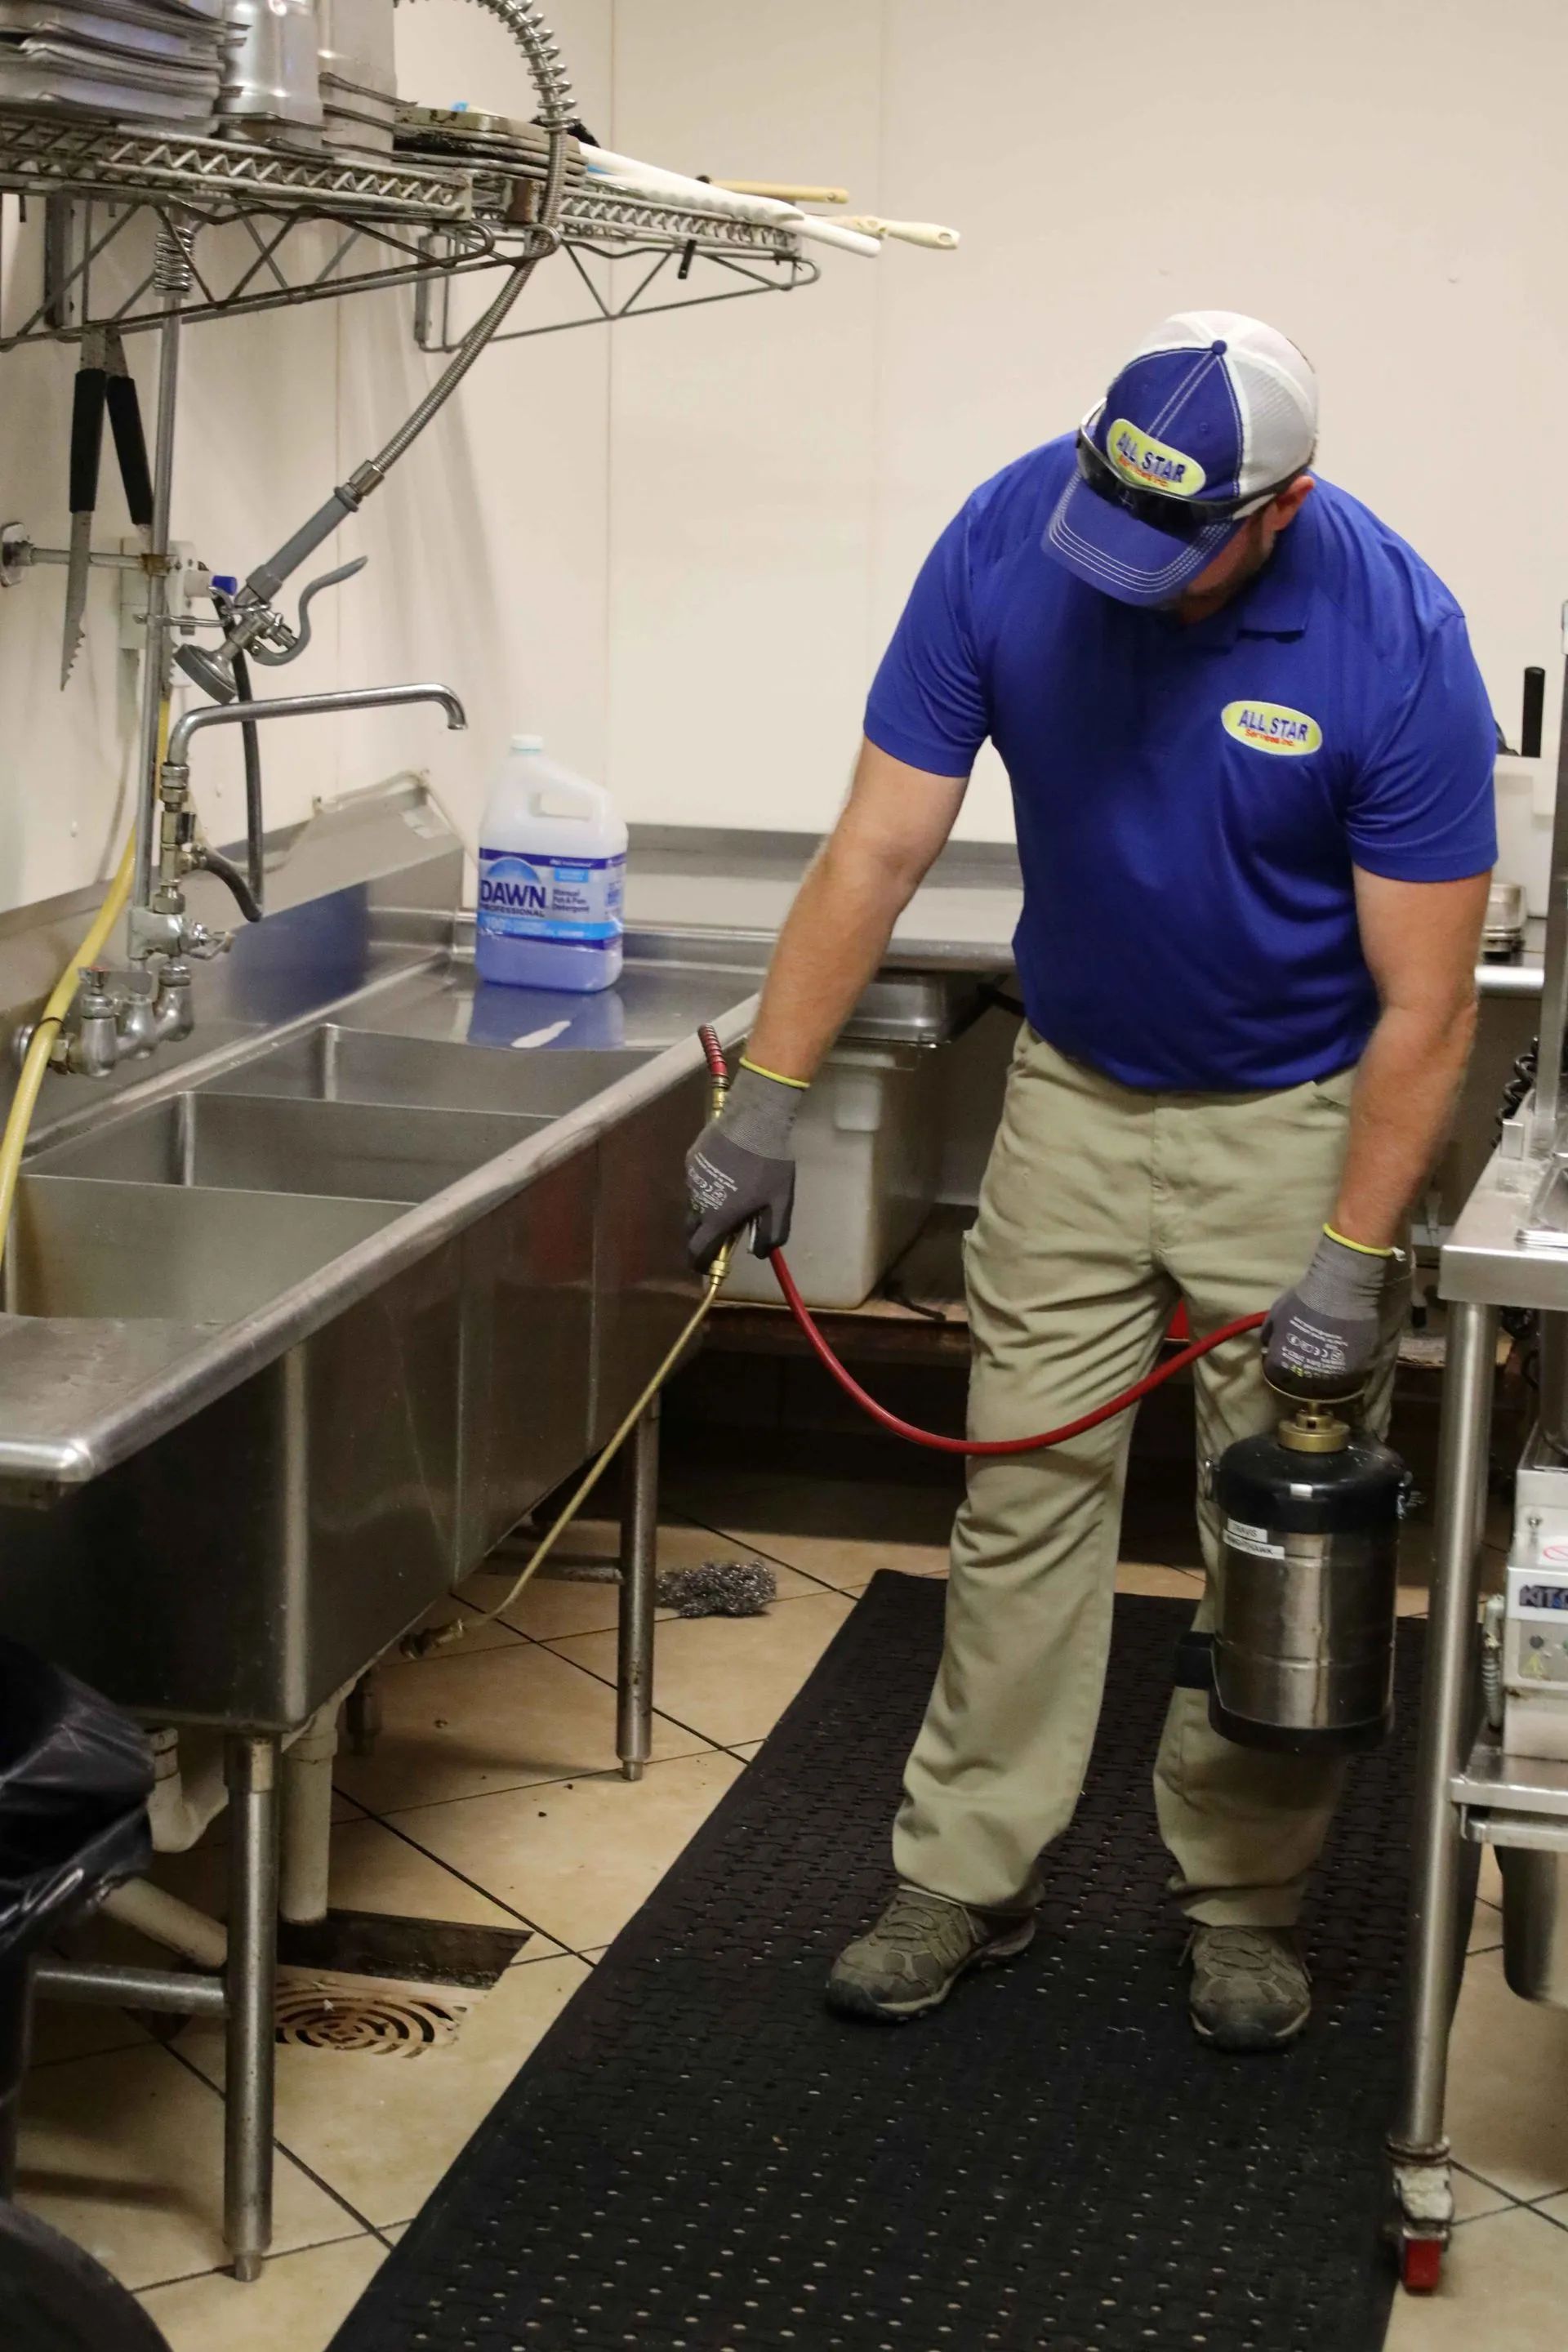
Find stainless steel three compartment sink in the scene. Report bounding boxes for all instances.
[11,1091,552,1323]
[0,992,736,1726]
[202,1027,653,1119]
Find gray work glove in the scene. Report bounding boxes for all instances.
[1263,1227,1393,1400]
[685,1061,803,1272]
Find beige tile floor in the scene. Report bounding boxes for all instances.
[9,1474,1561,2349]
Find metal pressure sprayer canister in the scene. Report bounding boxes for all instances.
[1208,1403,1409,1754]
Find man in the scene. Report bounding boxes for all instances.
[685,312,1494,2051]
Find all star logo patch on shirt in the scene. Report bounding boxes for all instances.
[1222,700,1323,756]
[1106,417,1206,497]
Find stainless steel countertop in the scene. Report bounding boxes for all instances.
[1441,1139,1568,1310]
[0,956,759,1492]
[624,826,1024,971]
[622,825,1544,996]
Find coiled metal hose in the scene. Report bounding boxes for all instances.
[460,0,575,127]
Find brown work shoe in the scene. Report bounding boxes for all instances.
[826,1882,1036,2023]
[1187,1924,1311,2051]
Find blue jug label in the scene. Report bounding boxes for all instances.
[477,848,625,945]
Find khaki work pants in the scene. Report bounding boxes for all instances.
[893,1028,1408,1928]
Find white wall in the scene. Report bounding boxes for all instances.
[0,0,613,915]
[604,0,1568,849]
[3,0,1566,913]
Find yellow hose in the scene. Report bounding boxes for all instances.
[406,1064,735,1659]
[405,1241,732,1658]
[0,702,167,1279]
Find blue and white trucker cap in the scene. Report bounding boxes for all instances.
[1045,310,1318,607]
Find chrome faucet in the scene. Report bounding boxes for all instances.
[131,682,468,963]
[45,682,467,1077]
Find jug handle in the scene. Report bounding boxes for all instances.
[528,779,614,826]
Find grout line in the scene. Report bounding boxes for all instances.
[530,1638,764,1754]
[359,1807,571,1941]
[163,2040,387,2246]
[675,1514,854,1597]
[26,2028,151,2072]
[1454,2159,1528,2209]
[136,2225,376,2298]
[356,1739,721,1831]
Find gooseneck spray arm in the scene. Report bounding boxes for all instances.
[177,0,575,703]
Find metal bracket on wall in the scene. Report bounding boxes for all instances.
[12,191,500,350]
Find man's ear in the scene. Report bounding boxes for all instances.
[1271,474,1315,532]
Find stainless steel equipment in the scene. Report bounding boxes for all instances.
[317,0,395,154]
[1484,877,1528,960]
[1210,1404,1405,1753]
[1499,1846,1568,2004]
[1389,629,1568,2290]
[218,0,324,135]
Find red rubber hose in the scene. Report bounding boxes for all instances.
[768,1245,1264,1457]
[693,1024,1267,1458]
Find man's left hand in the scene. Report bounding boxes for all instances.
[1263,1228,1392,1400]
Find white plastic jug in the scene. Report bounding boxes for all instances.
[475,737,627,994]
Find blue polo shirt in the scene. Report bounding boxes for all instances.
[864,434,1496,1091]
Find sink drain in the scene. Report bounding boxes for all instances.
[274,1983,464,2055]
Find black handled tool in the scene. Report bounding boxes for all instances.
[60,329,154,689]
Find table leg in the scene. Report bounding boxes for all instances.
[1388,1298,1497,2264]
[224,1733,279,2283]
[617,1398,661,1782]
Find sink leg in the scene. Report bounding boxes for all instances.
[224,1733,279,2283]
[344,1669,382,1758]
[617,1398,661,1782]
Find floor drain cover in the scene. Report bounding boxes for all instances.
[274,1984,463,2055]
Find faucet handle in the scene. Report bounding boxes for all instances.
[180,924,232,961]
[247,556,368,670]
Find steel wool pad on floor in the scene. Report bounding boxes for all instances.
[332,1579,1422,2352]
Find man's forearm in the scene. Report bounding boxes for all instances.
[1331,1000,1477,1250]
[743,835,916,1082]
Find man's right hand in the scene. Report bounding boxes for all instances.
[685,1062,804,1272]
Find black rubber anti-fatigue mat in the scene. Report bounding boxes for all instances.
[332,1577,1422,2352]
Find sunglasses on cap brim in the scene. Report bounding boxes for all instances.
[1074,429,1301,539]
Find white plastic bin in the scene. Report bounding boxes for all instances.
[722,1044,941,1309]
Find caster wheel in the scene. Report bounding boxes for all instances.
[1401,2235,1444,2294]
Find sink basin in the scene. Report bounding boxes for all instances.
[8,1178,404,1322]
[27,1091,547,1204]
[203,1027,653,1120]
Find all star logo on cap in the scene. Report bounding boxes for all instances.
[1106,419,1206,498]
[1044,310,1318,608]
